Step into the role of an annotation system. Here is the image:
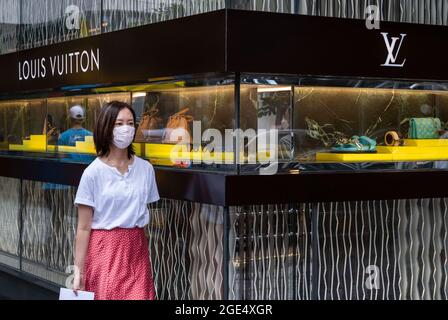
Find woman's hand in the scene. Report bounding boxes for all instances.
[73,270,85,295]
[73,204,93,296]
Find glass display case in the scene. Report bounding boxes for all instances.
[240,75,448,173]
[0,75,236,172]
[3,73,448,174]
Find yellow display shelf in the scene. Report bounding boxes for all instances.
[58,137,96,155]
[9,135,47,152]
[317,139,448,162]
[145,143,235,165]
[403,139,448,147]
[132,143,143,157]
[378,146,448,154]
[144,143,271,165]
[74,136,96,154]
[9,135,98,155]
[58,145,78,153]
[6,135,270,164]
[8,144,24,151]
[316,152,394,162]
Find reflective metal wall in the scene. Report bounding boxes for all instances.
[0,176,20,270]
[2,0,448,55]
[0,177,225,299]
[149,200,224,300]
[0,0,226,55]
[228,203,313,300]
[102,0,225,33]
[0,0,20,55]
[231,0,448,26]
[1,175,448,300]
[230,199,448,300]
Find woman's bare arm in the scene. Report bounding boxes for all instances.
[73,204,93,292]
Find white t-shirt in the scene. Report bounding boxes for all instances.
[74,156,160,230]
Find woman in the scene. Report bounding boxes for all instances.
[73,101,159,300]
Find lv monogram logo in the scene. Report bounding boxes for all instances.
[381,32,407,68]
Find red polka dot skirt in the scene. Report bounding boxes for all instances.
[84,227,155,300]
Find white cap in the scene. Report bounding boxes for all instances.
[69,105,85,120]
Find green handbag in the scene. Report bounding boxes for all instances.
[409,118,441,139]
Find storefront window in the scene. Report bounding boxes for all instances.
[240,75,448,173]
[0,76,236,172]
[0,99,46,154]
[4,75,448,173]
[4,75,448,174]
[128,78,235,170]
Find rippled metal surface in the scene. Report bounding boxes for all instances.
[19,0,102,51]
[103,0,225,33]
[229,204,312,300]
[21,181,77,285]
[0,179,225,297]
[0,0,19,55]
[231,199,448,300]
[0,0,225,54]
[232,0,448,26]
[149,200,224,300]
[3,0,448,55]
[3,176,448,299]
[0,177,20,256]
[315,200,448,300]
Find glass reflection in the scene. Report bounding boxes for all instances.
[240,75,448,173]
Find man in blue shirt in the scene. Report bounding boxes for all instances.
[43,105,94,192]
[58,105,93,147]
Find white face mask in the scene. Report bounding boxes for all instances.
[112,125,135,149]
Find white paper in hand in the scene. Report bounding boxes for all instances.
[59,288,95,300]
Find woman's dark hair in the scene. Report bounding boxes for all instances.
[94,101,136,159]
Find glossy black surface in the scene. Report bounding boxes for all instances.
[2,155,448,206]
[0,10,226,94]
[3,9,448,96]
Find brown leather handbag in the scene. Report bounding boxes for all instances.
[163,108,194,144]
[135,108,161,142]
[43,115,60,143]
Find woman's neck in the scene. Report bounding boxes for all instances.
[104,146,131,164]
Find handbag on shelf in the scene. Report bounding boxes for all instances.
[135,108,162,142]
[408,118,441,139]
[43,115,60,143]
[163,107,194,144]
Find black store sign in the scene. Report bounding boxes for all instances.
[1,9,448,95]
